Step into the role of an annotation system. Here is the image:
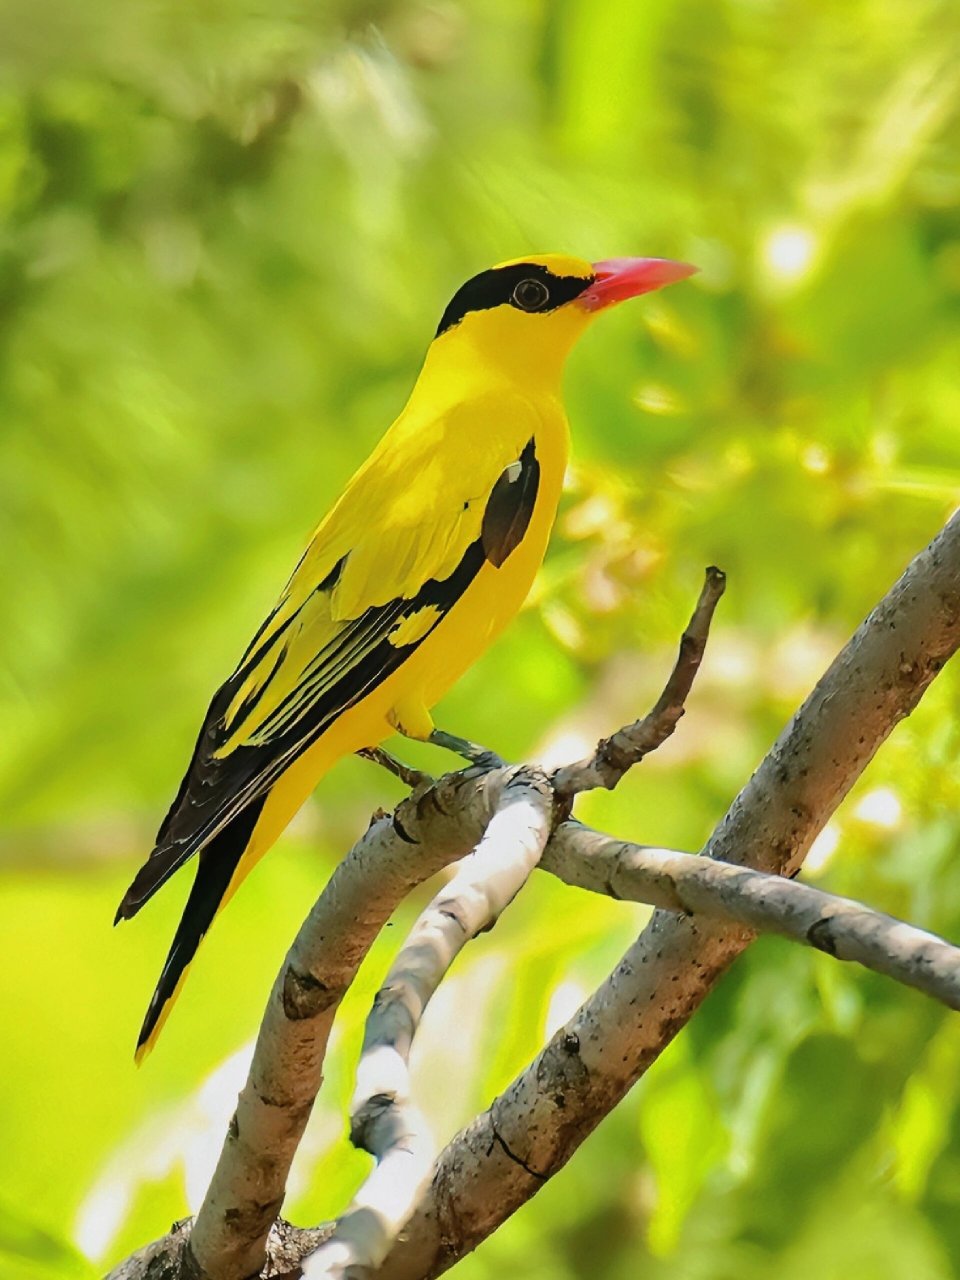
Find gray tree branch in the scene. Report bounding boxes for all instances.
[106,511,960,1280]
[552,565,726,795]
[545,825,960,1009]
[373,510,960,1280]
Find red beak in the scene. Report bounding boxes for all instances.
[578,257,699,311]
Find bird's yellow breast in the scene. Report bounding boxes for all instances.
[402,399,568,713]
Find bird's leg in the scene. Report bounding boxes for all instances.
[427,728,505,772]
[356,746,433,790]
[387,696,504,772]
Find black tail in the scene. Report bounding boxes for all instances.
[115,837,197,924]
[134,797,265,1061]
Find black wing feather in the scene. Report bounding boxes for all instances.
[481,438,540,567]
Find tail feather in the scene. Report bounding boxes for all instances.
[134,796,266,1062]
[115,839,194,924]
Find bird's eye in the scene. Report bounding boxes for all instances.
[511,278,550,312]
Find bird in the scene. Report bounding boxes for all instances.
[116,252,697,1061]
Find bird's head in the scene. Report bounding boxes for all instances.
[428,252,697,388]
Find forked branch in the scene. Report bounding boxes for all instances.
[107,513,960,1280]
[374,511,960,1280]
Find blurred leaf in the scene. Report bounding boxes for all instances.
[0,1200,94,1279]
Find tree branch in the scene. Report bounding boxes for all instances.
[107,513,960,1280]
[185,770,508,1280]
[544,824,960,1009]
[300,1099,434,1280]
[553,564,726,795]
[373,511,960,1280]
[301,768,553,1278]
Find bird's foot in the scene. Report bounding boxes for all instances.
[356,746,434,790]
[427,728,505,772]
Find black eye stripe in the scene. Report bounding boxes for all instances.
[436,263,594,336]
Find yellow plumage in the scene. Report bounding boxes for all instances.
[118,251,695,1059]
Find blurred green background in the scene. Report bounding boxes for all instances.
[2,0,960,1276]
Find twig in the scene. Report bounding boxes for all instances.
[302,769,554,1278]
[543,825,960,1009]
[553,566,726,795]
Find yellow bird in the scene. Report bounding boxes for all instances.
[117,252,696,1060]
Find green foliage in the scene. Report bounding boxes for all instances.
[1,0,959,1274]
[0,1199,95,1280]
